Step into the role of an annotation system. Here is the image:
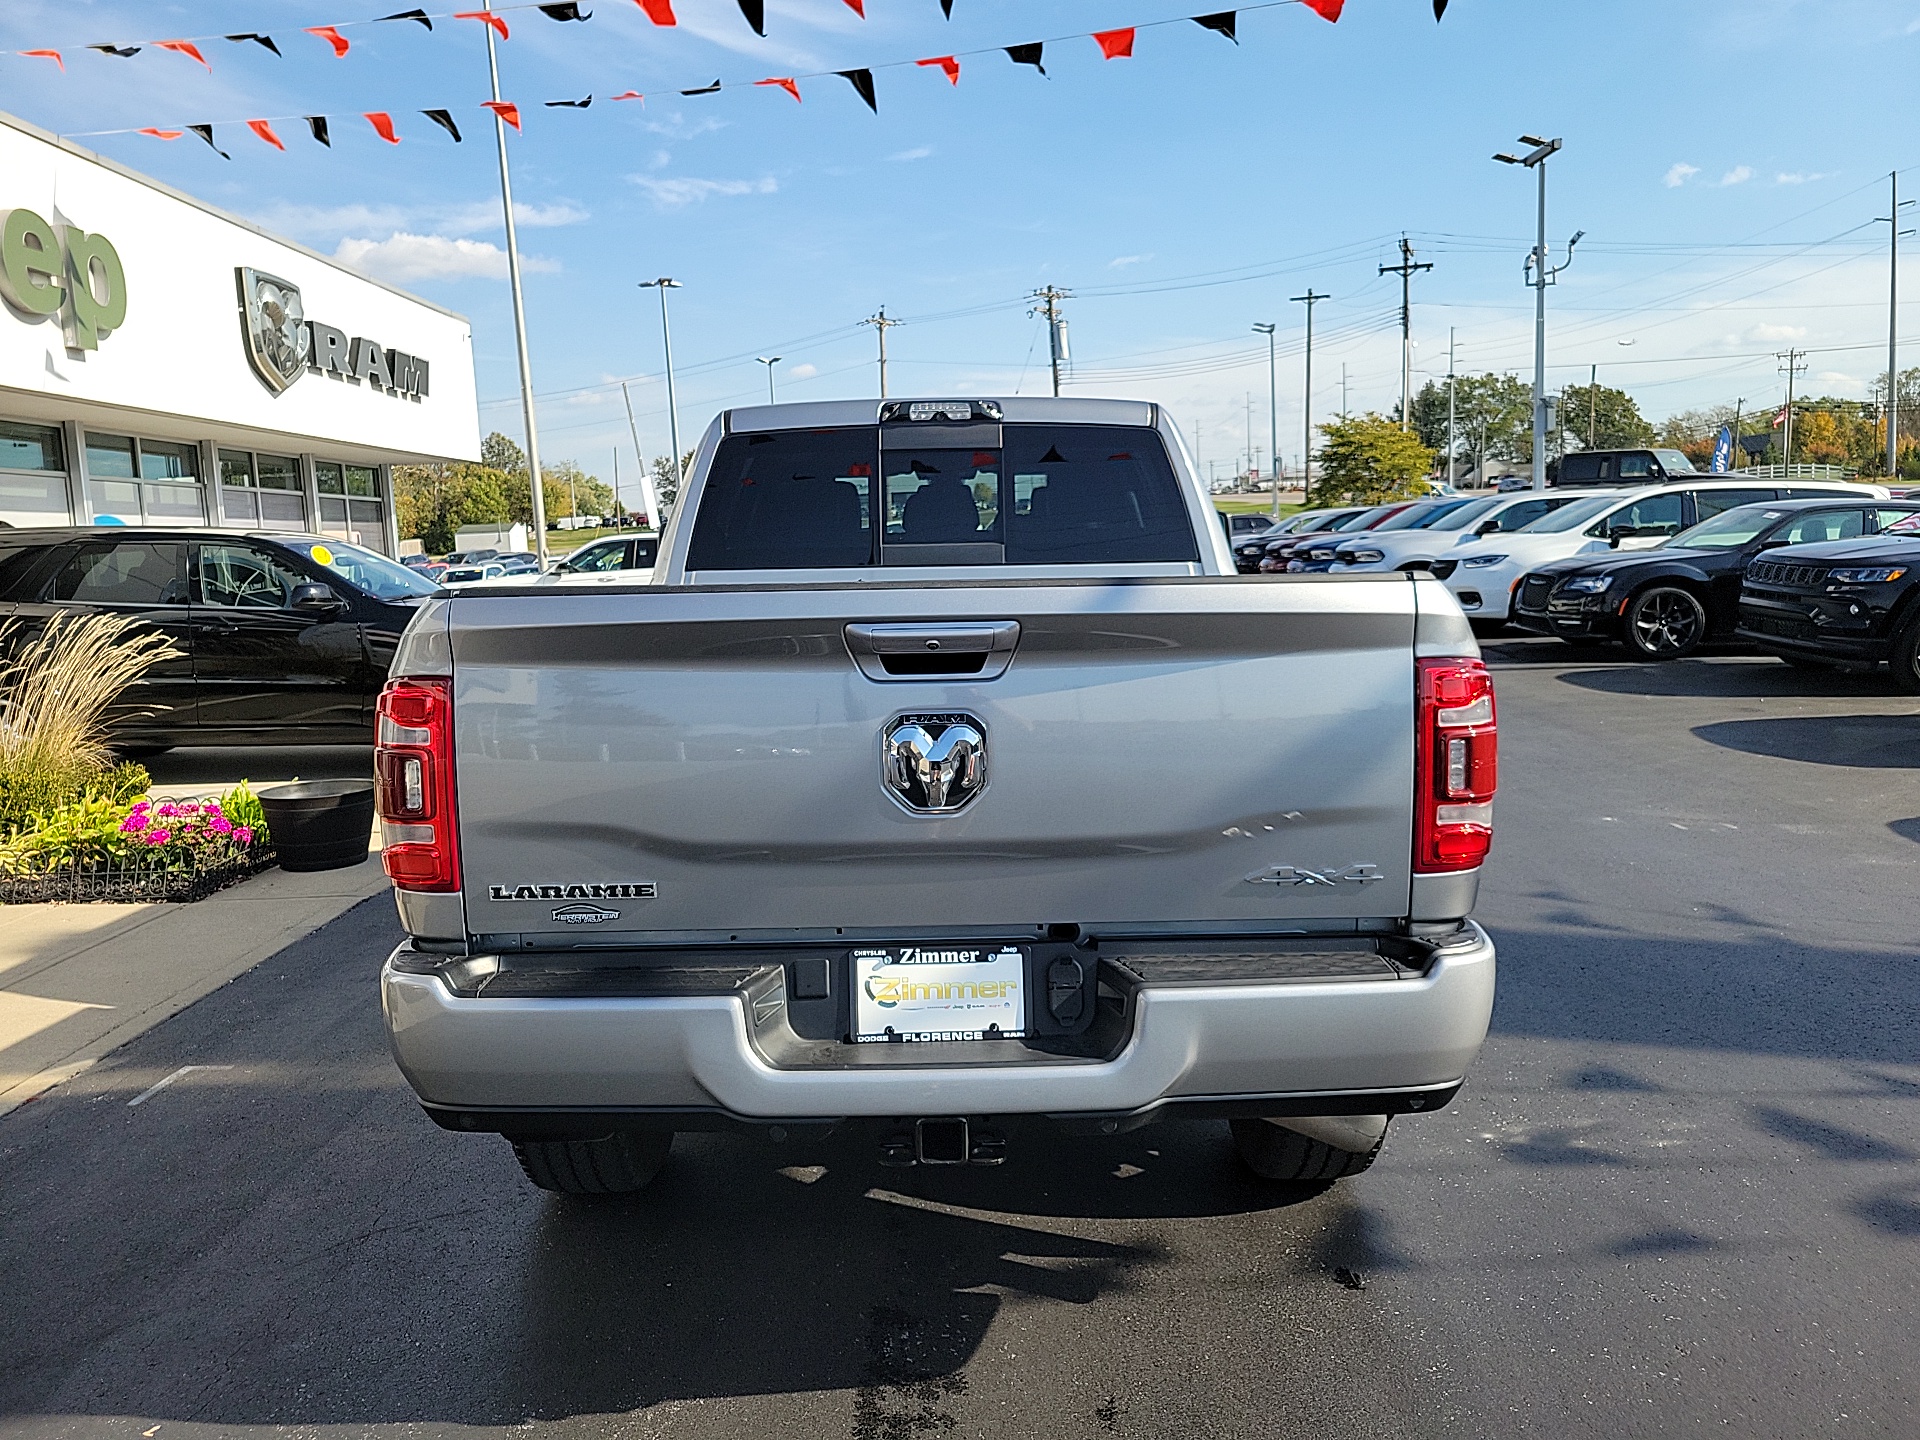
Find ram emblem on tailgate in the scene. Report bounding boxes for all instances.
[883,714,987,813]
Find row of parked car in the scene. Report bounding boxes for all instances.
[1226,473,1920,688]
[399,532,661,587]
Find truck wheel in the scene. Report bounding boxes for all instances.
[1230,1117,1386,1182]
[1624,585,1707,660]
[509,1132,672,1194]
[1889,615,1920,695]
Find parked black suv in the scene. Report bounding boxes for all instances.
[1548,448,1701,488]
[0,528,437,753]
[1737,512,1920,689]
[1512,499,1920,659]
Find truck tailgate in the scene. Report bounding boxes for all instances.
[447,578,1418,941]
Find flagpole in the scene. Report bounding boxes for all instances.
[482,0,549,567]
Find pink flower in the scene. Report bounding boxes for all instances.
[145,829,171,845]
[209,816,234,834]
[154,802,180,819]
[235,826,254,846]
[120,813,149,832]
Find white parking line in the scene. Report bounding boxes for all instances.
[127,1065,234,1108]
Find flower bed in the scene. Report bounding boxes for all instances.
[0,786,275,904]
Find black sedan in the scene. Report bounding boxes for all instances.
[1510,498,1920,660]
[1738,514,1920,689]
[0,527,439,754]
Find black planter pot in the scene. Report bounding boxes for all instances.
[259,780,377,872]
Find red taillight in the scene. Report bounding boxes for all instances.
[375,676,460,892]
[1415,657,1497,873]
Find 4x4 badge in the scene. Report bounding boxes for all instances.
[1245,864,1385,887]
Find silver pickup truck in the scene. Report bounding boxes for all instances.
[377,397,1497,1193]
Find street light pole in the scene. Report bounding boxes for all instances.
[638,279,684,486]
[1446,328,1457,487]
[1494,135,1577,491]
[1882,172,1916,478]
[757,355,782,405]
[1252,322,1277,486]
[482,0,549,565]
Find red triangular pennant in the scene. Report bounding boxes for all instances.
[247,119,287,151]
[1302,0,1344,20]
[1092,27,1134,59]
[917,54,959,84]
[18,49,64,70]
[138,128,184,140]
[455,10,510,38]
[156,40,211,69]
[364,111,401,143]
[611,90,644,101]
[306,26,350,56]
[482,100,523,130]
[755,77,801,102]
[843,0,865,13]
[635,0,677,23]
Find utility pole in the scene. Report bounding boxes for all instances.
[638,279,684,488]
[1253,323,1279,493]
[620,379,661,529]
[482,0,549,565]
[1587,362,1598,448]
[861,308,900,398]
[1778,349,1807,470]
[1495,135,1579,491]
[1027,287,1072,397]
[756,355,782,404]
[1291,289,1328,503]
[1245,392,1253,483]
[612,446,620,520]
[1881,172,1915,477]
[1341,363,1349,419]
[1730,398,1743,473]
[1378,239,1432,431]
[1446,328,1458,487]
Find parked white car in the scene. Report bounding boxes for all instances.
[1327,490,1612,575]
[440,562,507,587]
[1441,478,1889,623]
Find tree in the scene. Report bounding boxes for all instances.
[1559,384,1654,451]
[481,432,527,476]
[1312,414,1434,506]
[1410,373,1533,473]
[392,462,519,553]
[650,450,694,524]
[541,460,616,520]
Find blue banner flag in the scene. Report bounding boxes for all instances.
[1710,425,1733,473]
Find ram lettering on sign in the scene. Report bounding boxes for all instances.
[237,267,429,402]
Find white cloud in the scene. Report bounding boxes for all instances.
[788,362,819,379]
[889,146,933,162]
[1746,323,1807,342]
[1719,165,1754,187]
[1108,254,1152,269]
[261,198,586,239]
[331,232,559,283]
[629,175,778,207]
[1663,163,1700,188]
[1774,171,1831,186]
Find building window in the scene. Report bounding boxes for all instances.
[315,460,387,551]
[219,449,306,527]
[85,433,205,525]
[0,419,70,524]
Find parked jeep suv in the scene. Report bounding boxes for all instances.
[1737,511,1920,689]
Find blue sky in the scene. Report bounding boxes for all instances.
[4,0,1918,482]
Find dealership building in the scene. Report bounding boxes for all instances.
[0,109,479,555]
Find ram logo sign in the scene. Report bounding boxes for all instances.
[236,266,431,402]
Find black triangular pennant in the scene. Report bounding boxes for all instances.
[306,115,331,146]
[1192,11,1238,41]
[1433,0,1448,16]
[940,0,953,14]
[225,33,283,55]
[837,68,877,112]
[681,79,721,95]
[544,95,592,108]
[378,8,433,28]
[735,0,765,35]
[1005,42,1046,75]
[422,108,462,141]
[89,43,142,57]
[188,125,231,159]
[538,2,592,19]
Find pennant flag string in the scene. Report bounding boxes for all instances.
[454,10,511,39]
[65,1,1346,142]
[247,118,287,150]
[18,49,64,70]
[155,40,211,69]
[227,33,283,55]
[307,26,352,56]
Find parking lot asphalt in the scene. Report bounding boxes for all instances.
[2,638,1916,1439]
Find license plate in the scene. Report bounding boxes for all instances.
[850,945,1027,1043]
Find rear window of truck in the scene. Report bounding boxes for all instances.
[685,424,1198,571]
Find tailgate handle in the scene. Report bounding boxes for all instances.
[844,621,1020,681]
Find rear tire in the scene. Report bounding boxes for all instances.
[510,1131,672,1194]
[1889,614,1920,695]
[1624,585,1708,660]
[1231,1118,1386,1182]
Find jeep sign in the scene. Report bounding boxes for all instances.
[0,207,127,351]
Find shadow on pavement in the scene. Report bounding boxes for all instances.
[1555,659,1897,700]
[1690,714,1919,767]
